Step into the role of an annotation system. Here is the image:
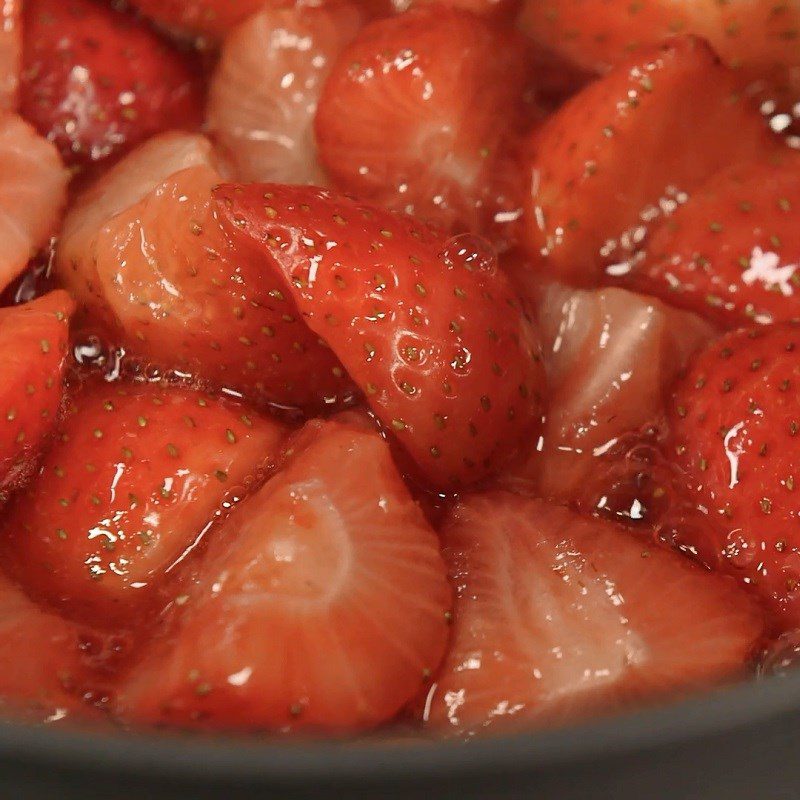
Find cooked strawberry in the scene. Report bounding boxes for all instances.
[423,492,763,735]
[666,324,800,629]
[0,291,74,493]
[314,7,534,235]
[207,4,362,184]
[522,36,779,286]
[57,133,355,410]
[409,0,520,19]
[214,183,545,488]
[625,155,800,328]
[20,0,204,166]
[0,378,288,624]
[118,420,451,732]
[129,0,267,41]
[0,0,20,110]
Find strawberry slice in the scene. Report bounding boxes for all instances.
[57,133,355,410]
[423,492,763,735]
[0,0,20,111]
[214,182,546,488]
[118,420,451,732]
[20,0,204,166]
[0,291,74,494]
[0,378,288,624]
[314,7,533,235]
[129,0,267,41]
[625,155,800,327]
[521,36,779,286]
[207,3,363,184]
[666,324,800,629]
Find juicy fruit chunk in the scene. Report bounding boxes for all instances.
[0,379,287,624]
[522,36,778,285]
[57,133,354,410]
[424,492,763,735]
[129,0,267,41]
[119,421,451,732]
[215,183,546,488]
[0,291,74,492]
[667,325,800,628]
[207,4,363,184]
[21,0,203,166]
[315,7,532,233]
[627,155,800,327]
[0,0,20,110]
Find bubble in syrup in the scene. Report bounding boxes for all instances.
[441,233,497,276]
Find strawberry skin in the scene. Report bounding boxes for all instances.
[424,492,763,735]
[129,0,266,40]
[119,420,451,732]
[667,324,800,629]
[214,182,546,489]
[21,0,204,166]
[0,378,288,624]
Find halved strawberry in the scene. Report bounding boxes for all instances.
[118,420,451,732]
[20,0,204,166]
[0,291,74,493]
[57,133,355,410]
[625,154,800,327]
[521,36,779,286]
[0,378,288,624]
[423,492,763,735]
[207,3,363,184]
[214,182,546,489]
[314,7,534,236]
[0,0,20,110]
[129,0,268,41]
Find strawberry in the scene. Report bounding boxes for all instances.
[20,0,204,167]
[214,182,546,489]
[118,419,451,732]
[57,133,355,410]
[314,7,534,236]
[625,155,800,328]
[521,36,779,286]
[128,0,267,41]
[409,0,520,20]
[666,324,800,629]
[0,378,288,624]
[0,0,20,111]
[423,492,763,735]
[0,291,74,494]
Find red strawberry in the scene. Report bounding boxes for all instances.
[314,7,534,237]
[20,0,204,166]
[666,324,800,629]
[423,492,763,735]
[0,291,74,493]
[409,0,520,20]
[118,420,451,732]
[521,36,779,286]
[625,155,800,328]
[214,182,546,489]
[57,133,355,410]
[0,0,20,111]
[0,378,288,624]
[129,0,268,41]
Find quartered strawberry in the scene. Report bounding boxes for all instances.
[666,324,800,629]
[207,3,363,184]
[20,0,204,166]
[0,378,288,624]
[118,420,451,733]
[129,0,267,41]
[314,7,534,236]
[0,0,20,111]
[522,36,779,286]
[423,492,763,735]
[214,183,546,489]
[625,154,800,328]
[0,291,74,494]
[57,133,355,410]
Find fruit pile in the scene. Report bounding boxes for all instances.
[0,0,797,737]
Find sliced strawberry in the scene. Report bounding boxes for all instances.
[118,420,451,732]
[214,182,545,489]
[0,0,20,110]
[57,133,355,410]
[423,492,763,735]
[625,154,800,327]
[521,36,779,286]
[314,7,534,236]
[207,3,363,184]
[0,291,74,493]
[129,0,268,41]
[20,0,204,166]
[0,378,288,624]
[666,324,800,630]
